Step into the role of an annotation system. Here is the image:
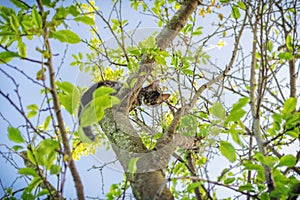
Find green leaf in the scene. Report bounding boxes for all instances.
[8,126,24,143]
[154,55,166,65]
[278,52,294,60]
[80,103,104,127]
[272,113,282,124]
[43,116,51,130]
[74,16,95,25]
[18,40,26,57]
[225,97,249,124]
[18,167,38,177]
[68,5,80,16]
[286,34,293,51]
[37,189,50,197]
[237,1,246,10]
[9,13,20,32]
[94,95,119,109]
[56,82,80,114]
[278,154,297,167]
[35,139,59,167]
[187,182,202,192]
[50,30,81,44]
[94,86,116,97]
[27,147,36,165]
[220,140,236,162]
[267,40,273,52]
[224,177,235,184]
[9,0,29,9]
[27,104,38,118]
[182,69,193,76]
[239,183,254,191]
[180,115,198,137]
[78,128,93,143]
[243,162,264,171]
[231,5,241,19]
[58,94,73,114]
[283,97,297,115]
[27,177,42,192]
[50,164,60,175]
[37,139,59,155]
[0,51,19,63]
[285,128,299,138]
[210,102,225,119]
[128,157,139,173]
[32,7,42,28]
[230,128,244,147]
[264,156,278,168]
[13,145,23,151]
[220,0,230,3]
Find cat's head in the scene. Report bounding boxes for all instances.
[142,80,170,106]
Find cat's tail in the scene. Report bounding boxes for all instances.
[78,83,99,141]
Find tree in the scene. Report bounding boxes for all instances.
[0,0,299,199]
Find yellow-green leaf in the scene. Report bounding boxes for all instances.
[231,5,240,19]
[8,126,25,143]
[0,51,19,63]
[51,30,81,44]
[278,154,297,167]
[32,7,42,28]
[128,157,139,173]
[74,16,95,25]
[220,140,236,162]
[210,102,225,119]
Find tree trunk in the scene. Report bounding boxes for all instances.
[99,1,199,199]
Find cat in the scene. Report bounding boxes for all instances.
[78,80,170,141]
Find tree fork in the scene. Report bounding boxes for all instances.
[100,0,200,199]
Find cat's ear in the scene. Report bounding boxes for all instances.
[162,94,170,101]
[145,80,159,89]
[156,93,170,104]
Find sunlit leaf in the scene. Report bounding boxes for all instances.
[187,182,202,192]
[27,177,42,192]
[278,52,293,60]
[237,1,246,10]
[210,102,225,119]
[18,167,38,177]
[128,157,139,173]
[80,103,104,127]
[286,34,293,51]
[50,164,60,175]
[239,183,254,191]
[56,81,80,114]
[9,13,20,32]
[267,40,273,52]
[94,86,116,97]
[225,97,249,124]
[50,30,81,44]
[220,140,236,162]
[231,5,240,19]
[8,126,24,143]
[283,97,296,115]
[9,0,29,9]
[278,154,297,167]
[32,7,42,28]
[77,128,93,143]
[74,16,95,25]
[224,177,235,184]
[0,51,19,63]
[18,40,26,57]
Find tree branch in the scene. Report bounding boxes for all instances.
[36,0,85,199]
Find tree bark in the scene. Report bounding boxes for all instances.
[99,0,199,199]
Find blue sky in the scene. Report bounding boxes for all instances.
[0,0,239,198]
